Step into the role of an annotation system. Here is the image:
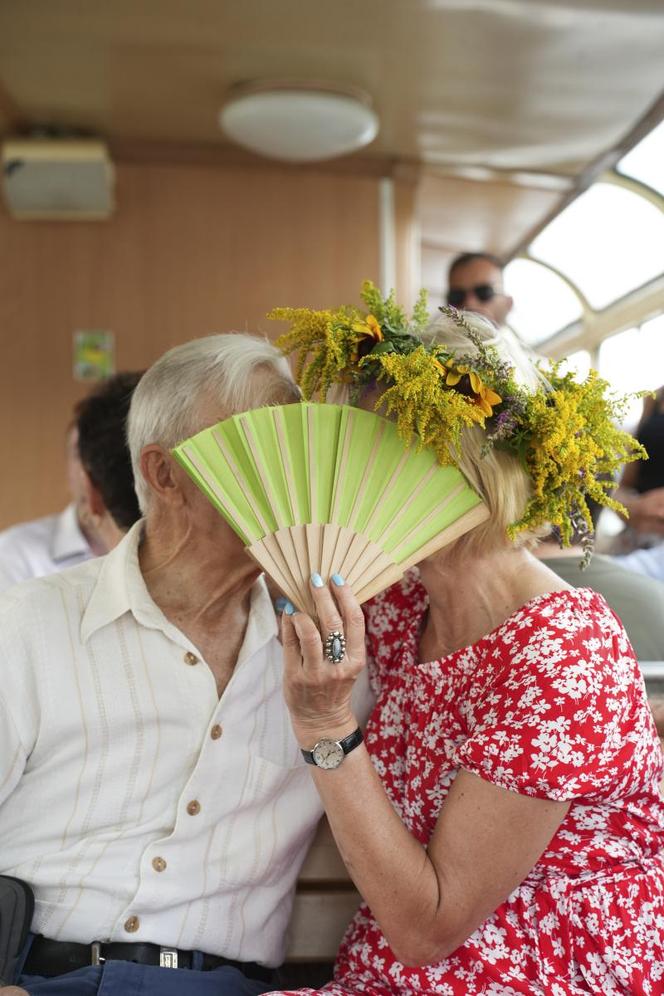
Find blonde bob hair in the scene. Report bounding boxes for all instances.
[420,311,549,558]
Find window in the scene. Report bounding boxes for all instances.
[560,349,591,381]
[503,257,582,345]
[598,318,664,429]
[617,120,664,197]
[530,182,664,310]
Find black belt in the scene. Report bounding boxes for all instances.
[24,935,274,983]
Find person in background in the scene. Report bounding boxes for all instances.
[445,251,513,327]
[0,333,372,996]
[0,372,142,592]
[612,541,664,584]
[613,385,664,553]
[0,423,96,591]
[74,371,143,552]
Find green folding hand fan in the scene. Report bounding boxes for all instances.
[172,403,488,615]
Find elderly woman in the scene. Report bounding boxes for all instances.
[268,303,664,995]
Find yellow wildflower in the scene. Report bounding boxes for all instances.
[439,359,502,416]
[270,284,648,553]
[352,314,383,342]
[476,383,502,417]
[350,313,384,363]
[442,360,470,387]
[373,348,483,463]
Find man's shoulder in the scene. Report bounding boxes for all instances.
[0,512,57,553]
[0,515,60,591]
[0,555,103,621]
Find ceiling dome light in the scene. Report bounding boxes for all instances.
[219,82,379,163]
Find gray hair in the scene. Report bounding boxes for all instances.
[127,333,299,512]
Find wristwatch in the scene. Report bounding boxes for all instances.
[301,727,363,770]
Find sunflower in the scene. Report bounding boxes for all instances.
[351,313,384,362]
[352,313,383,342]
[439,359,502,417]
[475,382,503,417]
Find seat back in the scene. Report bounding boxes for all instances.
[285,817,360,962]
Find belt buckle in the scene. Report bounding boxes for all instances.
[160,947,179,969]
[91,941,106,966]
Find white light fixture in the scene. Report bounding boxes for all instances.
[219,82,379,163]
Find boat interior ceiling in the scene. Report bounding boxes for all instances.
[0,0,662,354]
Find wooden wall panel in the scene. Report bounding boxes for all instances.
[393,175,421,312]
[0,162,381,528]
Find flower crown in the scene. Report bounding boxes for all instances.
[268,281,645,555]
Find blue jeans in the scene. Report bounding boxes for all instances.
[16,937,274,996]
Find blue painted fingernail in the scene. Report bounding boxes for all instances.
[311,573,324,588]
[331,573,345,587]
[274,596,288,613]
[284,601,295,615]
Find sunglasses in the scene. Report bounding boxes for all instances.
[446,284,498,308]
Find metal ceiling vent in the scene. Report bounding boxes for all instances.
[1,139,114,220]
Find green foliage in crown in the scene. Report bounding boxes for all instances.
[268,281,646,557]
[268,280,428,401]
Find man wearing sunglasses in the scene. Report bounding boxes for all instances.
[446,252,513,327]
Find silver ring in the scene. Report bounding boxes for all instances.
[324,630,346,664]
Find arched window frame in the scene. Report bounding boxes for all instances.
[515,162,664,358]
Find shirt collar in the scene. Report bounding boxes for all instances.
[238,574,279,666]
[81,521,279,659]
[51,504,91,562]
[81,520,145,642]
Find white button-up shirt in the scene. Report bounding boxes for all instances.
[0,522,334,966]
[0,503,92,593]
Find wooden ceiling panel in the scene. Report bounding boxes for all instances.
[0,0,662,173]
[418,171,564,258]
[421,244,455,306]
[0,1,661,271]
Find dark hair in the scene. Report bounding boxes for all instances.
[76,372,144,530]
[448,252,505,281]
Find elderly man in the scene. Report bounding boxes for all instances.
[445,252,513,327]
[0,334,371,996]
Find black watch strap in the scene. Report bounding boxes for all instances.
[301,727,363,766]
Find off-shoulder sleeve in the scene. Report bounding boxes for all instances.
[451,591,653,802]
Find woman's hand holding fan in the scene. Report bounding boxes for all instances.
[281,573,366,749]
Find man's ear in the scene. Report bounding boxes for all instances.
[139,445,184,506]
[81,470,106,520]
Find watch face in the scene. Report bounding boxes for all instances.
[311,738,345,769]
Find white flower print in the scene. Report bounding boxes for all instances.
[268,581,664,996]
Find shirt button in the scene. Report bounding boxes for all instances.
[186,800,201,816]
[124,916,140,933]
[184,652,198,666]
[210,724,223,740]
[152,856,167,873]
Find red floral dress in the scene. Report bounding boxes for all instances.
[271,573,664,995]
